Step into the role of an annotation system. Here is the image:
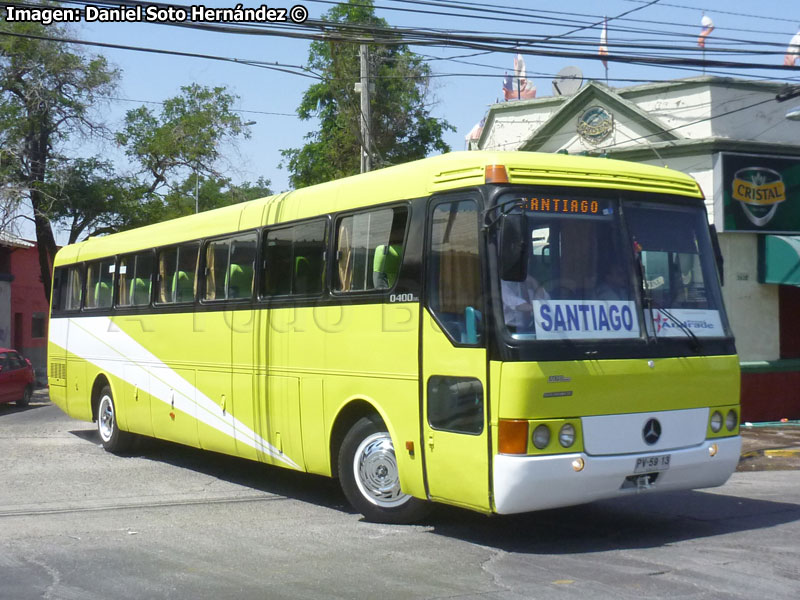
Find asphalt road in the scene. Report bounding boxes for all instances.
[1,395,799,600]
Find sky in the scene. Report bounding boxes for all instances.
[11,0,800,241]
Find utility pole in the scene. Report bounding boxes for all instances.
[358,43,371,173]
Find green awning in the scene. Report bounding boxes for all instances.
[760,235,800,286]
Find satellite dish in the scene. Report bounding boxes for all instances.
[552,66,584,96]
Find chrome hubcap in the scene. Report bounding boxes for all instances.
[353,432,410,508]
[98,395,114,442]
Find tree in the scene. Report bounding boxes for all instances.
[112,83,264,227]
[123,174,273,229]
[0,20,118,300]
[281,0,453,188]
[116,83,250,196]
[42,157,143,244]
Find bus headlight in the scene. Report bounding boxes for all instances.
[558,423,576,448]
[725,409,738,431]
[710,411,723,433]
[532,424,551,449]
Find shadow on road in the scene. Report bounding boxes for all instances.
[428,488,800,553]
[70,427,351,513]
[68,421,800,548]
[0,400,52,417]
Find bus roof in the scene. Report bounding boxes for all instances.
[55,151,702,264]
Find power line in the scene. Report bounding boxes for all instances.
[3,10,798,87]
[38,0,800,51]
[0,29,322,79]
[371,0,797,43]
[620,0,795,23]
[106,96,297,117]
[5,1,799,96]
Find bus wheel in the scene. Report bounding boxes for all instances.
[97,385,133,453]
[338,416,431,524]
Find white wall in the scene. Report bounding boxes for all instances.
[710,86,799,143]
[634,86,714,139]
[718,233,780,361]
[482,102,561,151]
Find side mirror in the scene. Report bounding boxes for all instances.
[499,212,528,282]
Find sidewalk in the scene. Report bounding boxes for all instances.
[738,423,800,471]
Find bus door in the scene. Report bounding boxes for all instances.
[421,196,491,512]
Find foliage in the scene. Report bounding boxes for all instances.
[121,175,272,229]
[43,157,142,244]
[116,83,250,195]
[281,0,453,188]
[0,21,266,299]
[0,19,119,299]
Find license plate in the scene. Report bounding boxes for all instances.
[634,454,671,474]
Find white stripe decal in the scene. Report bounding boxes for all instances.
[50,317,299,469]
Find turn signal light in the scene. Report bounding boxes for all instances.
[498,419,529,454]
[485,164,509,184]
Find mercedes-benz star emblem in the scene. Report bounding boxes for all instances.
[643,418,662,445]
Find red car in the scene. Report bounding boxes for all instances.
[0,348,35,407]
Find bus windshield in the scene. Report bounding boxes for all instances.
[497,192,730,343]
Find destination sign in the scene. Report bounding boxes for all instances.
[522,196,610,216]
[532,300,640,340]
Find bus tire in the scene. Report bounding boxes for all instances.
[97,385,133,453]
[338,416,431,524]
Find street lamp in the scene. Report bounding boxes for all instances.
[777,85,800,121]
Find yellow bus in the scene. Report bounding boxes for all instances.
[48,151,741,523]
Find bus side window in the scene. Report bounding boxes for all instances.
[157,247,178,303]
[204,239,230,301]
[292,220,326,295]
[52,267,67,312]
[335,207,406,293]
[66,266,83,310]
[428,376,484,434]
[156,243,197,304]
[118,251,154,307]
[85,259,114,309]
[228,235,257,299]
[428,199,482,345]
[262,220,326,297]
[132,252,154,306]
[117,256,131,306]
[175,243,199,303]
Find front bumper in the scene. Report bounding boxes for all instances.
[493,436,741,514]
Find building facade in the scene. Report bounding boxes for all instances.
[0,233,49,386]
[471,76,800,421]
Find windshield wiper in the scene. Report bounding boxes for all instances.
[651,305,702,352]
[634,249,701,352]
[483,198,524,231]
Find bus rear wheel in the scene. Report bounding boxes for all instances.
[338,416,430,524]
[97,385,133,453]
